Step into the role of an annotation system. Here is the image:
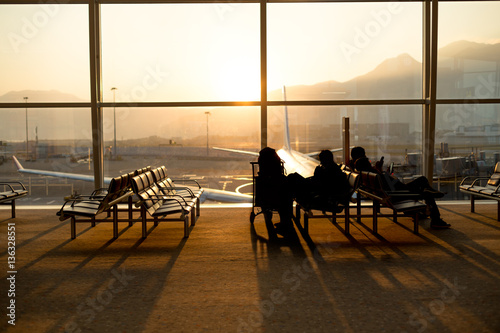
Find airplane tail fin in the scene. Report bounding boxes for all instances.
[12,156,24,170]
[283,86,291,152]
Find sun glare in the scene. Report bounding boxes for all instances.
[214,58,261,101]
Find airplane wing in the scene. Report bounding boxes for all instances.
[212,147,259,156]
[12,156,251,203]
[304,147,344,159]
[200,188,252,203]
[13,156,112,183]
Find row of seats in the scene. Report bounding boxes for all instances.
[293,167,427,235]
[57,166,203,240]
[460,162,500,221]
[131,167,203,238]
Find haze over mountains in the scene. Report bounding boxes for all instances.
[1,40,498,144]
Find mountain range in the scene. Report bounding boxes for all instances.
[1,40,498,144]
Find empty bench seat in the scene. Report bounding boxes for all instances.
[57,174,133,239]
[459,162,500,221]
[131,171,198,238]
[0,181,28,218]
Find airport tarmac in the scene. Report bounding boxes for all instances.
[0,202,499,332]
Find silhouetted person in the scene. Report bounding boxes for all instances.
[289,149,349,210]
[351,146,450,229]
[256,147,293,235]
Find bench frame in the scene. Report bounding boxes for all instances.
[459,162,500,221]
[356,171,426,234]
[0,181,28,218]
[293,169,361,235]
[131,171,199,238]
[57,174,134,239]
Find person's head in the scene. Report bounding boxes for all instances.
[351,146,366,162]
[354,156,372,172]
[258,147,283,176]
[318,149,334,166]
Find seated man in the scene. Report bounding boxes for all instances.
[351,146,451,229]
[289,150,349,210]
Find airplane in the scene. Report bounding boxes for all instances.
[213,86,345,178]
[12,155,254,203]
[12,87,347,203]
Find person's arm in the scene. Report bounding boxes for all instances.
[374,156,384,174]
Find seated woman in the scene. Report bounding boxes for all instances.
[256,147,293,235]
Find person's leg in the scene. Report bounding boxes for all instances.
[407,176,445,198]
[423,194,451,228]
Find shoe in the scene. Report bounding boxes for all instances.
[430,219,451,229]
[423,188,446,198]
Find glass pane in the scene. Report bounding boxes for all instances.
[0,108,94,204]
[436,103,500,199]
[268,2,422,101]
[101,4,260,103]
[102,106,260,201]
[0,5,90,102]
[436,104,500,170]
[438,1,500,99]
[268,104,422,175]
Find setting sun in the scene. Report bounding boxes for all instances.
[212,57,261,101]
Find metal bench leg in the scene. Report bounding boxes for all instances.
[196,198,201,217]
[373,202,379,234]
[471,195,475,213]
[357,199,361,222]
[113,205,118,239]
[345,204,350,235]
[128,196,133,226]
[10,200,16,218]
[184,214,190,238]
[191,208,196,226]
[497,201,500,222]
[141,207,147,238]
[71,217,76,239]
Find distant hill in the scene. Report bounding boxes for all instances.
[0,90,84,103]
[439,40,500,62]
[268,40,500,100]
[2,41,498,103]
[1,40,498,143]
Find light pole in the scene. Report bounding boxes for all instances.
[111,87,117,159]
[205,111,211,156]
[24,96,28,160]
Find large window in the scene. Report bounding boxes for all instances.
[268,2,423,100]
[438,1,500,99]
[1,0,499,205]
[0,5,90,102]
[101,4,260,102]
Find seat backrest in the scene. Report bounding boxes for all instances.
[151,167,163,184]
[131,171,163,215]
[360,171,386,197]
[487,162,500,187]
[134,166,152,176]
[164,178,178,195]
[92,176,129,215]
[346,171,361,193]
